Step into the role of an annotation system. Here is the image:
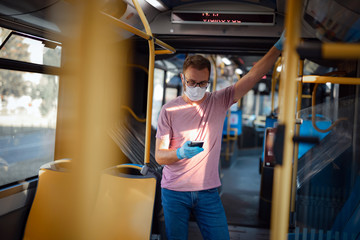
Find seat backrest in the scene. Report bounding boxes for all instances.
[24,161,157,240]
[331,175,360,236]
[89,165,157,240]
[23,160,75,240]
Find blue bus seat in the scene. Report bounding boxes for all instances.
[297,118,331,159]
[331,175,360,237]
[222,110,242,136]
[288,176,360,239]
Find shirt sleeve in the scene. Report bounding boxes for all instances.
[214,85,236,109]
[155,106,172,142]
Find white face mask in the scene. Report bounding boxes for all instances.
[184,86,207,101]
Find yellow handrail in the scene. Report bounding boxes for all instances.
[130,0,176,166]
[154,49,173,55]
[105,0,175,166]
[123,65,148,123]
[291,60,303,215]
[311,83,347,133]
[297,42,360,59]
[116,164,143,171]
[127,64,149,74]
[272,2,360,239]
[132,0,154,166]
[101,12,176,55]
[270,0,302,239]
[322,43,360,59]
[121,105,146,123]
[298,75,360,85]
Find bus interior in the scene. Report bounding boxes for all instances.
[0,0,359,239]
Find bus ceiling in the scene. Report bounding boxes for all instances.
[0,0,358,50]
[0,0,312,41]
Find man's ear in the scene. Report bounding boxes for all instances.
[180,73,184,82]
[180,73,186,91]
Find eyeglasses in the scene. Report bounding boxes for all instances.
[186,80,209,88]
[183,74,209,88]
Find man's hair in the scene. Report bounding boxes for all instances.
[183,55,211,74]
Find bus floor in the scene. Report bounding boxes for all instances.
[188,147,270,240]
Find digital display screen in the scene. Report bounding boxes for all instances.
[171,11,275,25]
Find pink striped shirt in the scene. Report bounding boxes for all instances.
[156,85,235,191]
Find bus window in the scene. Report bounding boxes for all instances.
[165,87,178,104]
[152,68,165,128]
[164,71,179,104]
[0,27,60,186]
[242,89,278,121]
[0,28,11,46]
[152,57,182,129]
[0,28,61,67]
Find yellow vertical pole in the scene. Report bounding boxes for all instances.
[144,39,155,165]
[291,60,303,214]
[54,0,128,238]
[270,0,302,239]
[132,0,155,165]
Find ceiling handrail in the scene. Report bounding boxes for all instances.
[297,75,360,85]
[102,0,176,169]
[297,42,360,59]
[101,11,175,55]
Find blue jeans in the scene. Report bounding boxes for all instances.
[161,188,230,240]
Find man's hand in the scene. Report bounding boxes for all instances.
[176,141,204,159]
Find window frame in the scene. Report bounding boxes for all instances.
[0,28,62,187]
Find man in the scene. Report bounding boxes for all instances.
[155,35,284,240]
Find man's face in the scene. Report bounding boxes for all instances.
[182,67,210,90]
